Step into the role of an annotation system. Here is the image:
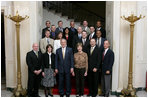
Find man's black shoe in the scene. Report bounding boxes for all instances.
[66,94,70,97]
[60,95,64,97]
[87,94,92,97]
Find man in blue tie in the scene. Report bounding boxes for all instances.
[55,39,74,97]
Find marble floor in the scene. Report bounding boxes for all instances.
[1,77,147,97]
[1,84,147,97]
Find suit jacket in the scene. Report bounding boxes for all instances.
[69,27,78,36]
[95,27,106,38]
[82,26,90,35]
[96,37,106,53]
[55,47,74,73]
[87,46,101,71]
[73,34,82,53]
[87,32,97,40]
[40,37,54,54]
[55,27,64,36]
[81,38,90,53]
[50,32,56,40]
[42,27,51,38]
[102,49,114,75]
[42,53,55,71]
[26,50,42,74]
[63,34,73,48]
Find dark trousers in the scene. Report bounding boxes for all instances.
[58,72,71,95]
[101,74,111,96]
[27,73,41,97]
[75,68,85,95]
[88,70,99,97]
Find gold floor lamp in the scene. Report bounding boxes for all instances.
[5,10,29,97]
[120,14,145,97]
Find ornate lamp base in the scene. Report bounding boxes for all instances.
[120,88,136,97]
[12,87,27,97]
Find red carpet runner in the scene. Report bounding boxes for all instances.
[52,76,89,95]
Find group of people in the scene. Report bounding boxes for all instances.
[26,20,114,97]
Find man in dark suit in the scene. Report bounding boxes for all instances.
[73,26,82,53]
[55,39,74,97]
[96,30,106,55]
[101,40,114,97]
[87,26,97,41]
[50,25,56,40]
[95,20,106,38]
[26,43,42,97]
[81,30,90,53]
[55,20,64,36]
[42,20,51,38]
[87,38,101,97]
[96,30,106,94]
[69,21,78,36]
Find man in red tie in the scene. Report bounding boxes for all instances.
[101,40,114,97]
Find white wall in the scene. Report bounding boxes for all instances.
[2,1,43,88]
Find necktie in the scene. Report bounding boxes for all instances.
[90,47,93,55]
[89,34,92,40]
[47,38,49,44]
[35,51,38,57]
[83,39,85,45]
[62,48,65,59]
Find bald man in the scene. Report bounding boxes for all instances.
[101,40,114,97]
[26,43,42,97]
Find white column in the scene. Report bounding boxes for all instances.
[106,1,121,92]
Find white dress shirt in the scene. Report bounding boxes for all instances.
[82,38,86,45]
[89,32,95,39]
[48,52,52,64]
[97,37,102,47]
[104,48,109,56]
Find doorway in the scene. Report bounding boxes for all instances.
[1,10,6,85]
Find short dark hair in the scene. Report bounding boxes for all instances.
[90,25,95,28]
[90,38,96,42]
[82,30,87,34]
[45,30,50,33]
[46,44,53,52]
[56,31,63,39]
[96,30,102,33]
[58,20,63,24]
[51,25,55,27]
[97,20,102,24]
[46,20,50,24]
